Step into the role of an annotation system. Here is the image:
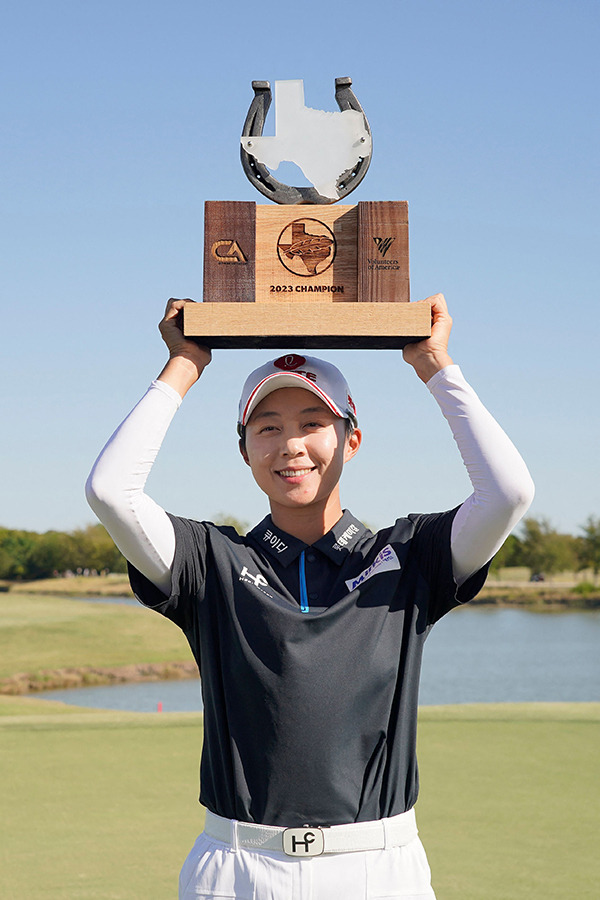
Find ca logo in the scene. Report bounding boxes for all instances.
[211,240,247,263]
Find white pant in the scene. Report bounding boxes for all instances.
[179,814,436,899]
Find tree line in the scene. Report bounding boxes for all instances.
[0,516,599,582]
[489,516,600,578]
[0,524,128,581]
[0,515,249,582]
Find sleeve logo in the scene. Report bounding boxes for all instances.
[345,545,401,592]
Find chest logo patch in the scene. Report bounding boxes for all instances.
[240,565,270,591]
[345,545,401,593]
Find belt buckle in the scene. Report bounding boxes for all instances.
[282,826,325,857]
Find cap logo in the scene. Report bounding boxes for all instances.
[273,354,306,371]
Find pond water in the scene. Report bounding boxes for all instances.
[40,606,600,712]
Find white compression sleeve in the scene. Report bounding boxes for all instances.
[85,380,181,595]
[86,367,534,596]
[427,365,534,585]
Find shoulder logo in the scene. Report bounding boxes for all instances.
[345,545,401,592]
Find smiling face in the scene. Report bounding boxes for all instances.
[241,386,361,538]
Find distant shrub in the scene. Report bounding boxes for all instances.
[573,581,597,596]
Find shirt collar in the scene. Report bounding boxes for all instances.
[247,516,307,566]
[314,510,367,563]
[247,511,367,567]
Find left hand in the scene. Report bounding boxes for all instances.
[402,293,454,383]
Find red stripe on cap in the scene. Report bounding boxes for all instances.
[242,373,342,425]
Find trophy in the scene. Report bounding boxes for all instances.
[183,77,431,348]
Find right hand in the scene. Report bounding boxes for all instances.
[159,298,212,369]
[156,299,212,398]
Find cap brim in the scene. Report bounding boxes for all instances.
[240,372,345,426]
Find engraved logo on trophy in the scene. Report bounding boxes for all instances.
[211,240,247,264]
[277,219,336,277]
[183,77,431,348]
[373,237,395,258]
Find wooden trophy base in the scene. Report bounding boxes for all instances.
[183,200,431,349]
[183,300,431,349]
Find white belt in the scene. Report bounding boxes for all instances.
[204,808,418,857]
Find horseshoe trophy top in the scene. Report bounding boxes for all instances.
[240,77,373,205]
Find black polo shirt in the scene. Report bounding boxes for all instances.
[128,509,489,827]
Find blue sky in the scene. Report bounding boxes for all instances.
[2,0,599,537]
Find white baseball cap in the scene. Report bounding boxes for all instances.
[238,353,358,432]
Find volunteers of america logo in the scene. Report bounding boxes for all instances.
[372,236,395,258]
[277,218,336,277]
[367,235,400,271]
[345,545,401,592]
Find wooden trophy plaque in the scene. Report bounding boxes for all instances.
[183,78,431,349]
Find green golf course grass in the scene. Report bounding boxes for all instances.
[2,593,599,897]
[0,593,191,689]
[1,698,598,899]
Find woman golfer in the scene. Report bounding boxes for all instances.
[86,293,533,898]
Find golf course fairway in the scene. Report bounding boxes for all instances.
[1,698,598,899]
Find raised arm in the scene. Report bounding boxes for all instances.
[403,294,534,585]
[85,299,211,594]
